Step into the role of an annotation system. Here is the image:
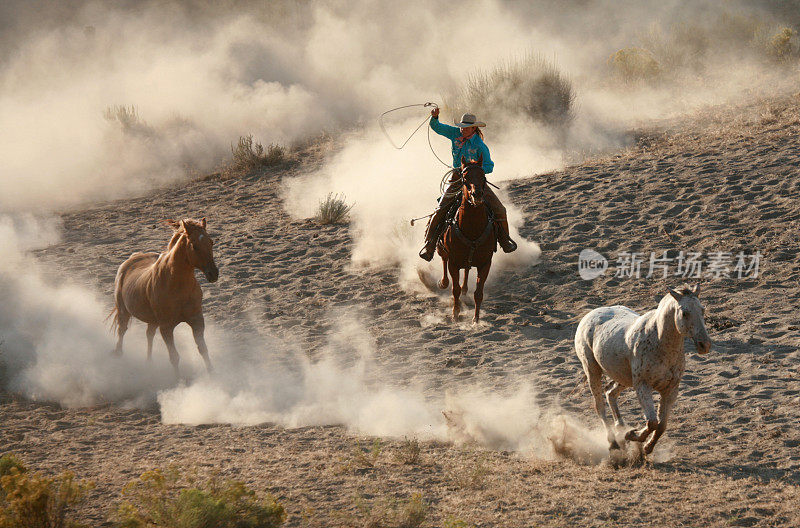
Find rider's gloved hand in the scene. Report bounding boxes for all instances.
[431,107,440,119]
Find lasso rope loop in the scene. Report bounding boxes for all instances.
[378,102,451,168]
[379,102,499,225]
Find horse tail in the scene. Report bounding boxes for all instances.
[106,305,119,335]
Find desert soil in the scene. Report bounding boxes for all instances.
[3,95,800,527]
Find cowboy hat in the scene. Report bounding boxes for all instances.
[454,113,486,128]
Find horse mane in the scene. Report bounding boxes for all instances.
[163,218,204,250]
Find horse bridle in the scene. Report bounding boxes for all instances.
[460,163,486,206]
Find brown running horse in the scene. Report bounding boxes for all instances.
[437,155,497,323]
[110,218,219,376]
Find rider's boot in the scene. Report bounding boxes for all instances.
[419,207,447,261]
[496,219,517,253]
[419,238,436,261]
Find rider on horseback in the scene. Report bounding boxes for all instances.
[418,107,517,261]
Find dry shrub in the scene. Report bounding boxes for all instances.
[445,53,575,127]
[350,493,427,528]
[231,135,286,172]
[0,454,94,528]
[113,467,285,528]
[450,455,490,491]
[768,27,796,61]
[608,47,662,83]
[104,105,154,137]
[315,193,353,225]
[443,518,474,528]
[394,438,421,465]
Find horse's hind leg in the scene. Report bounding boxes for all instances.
[472,261,491,324]
[145,323,157,361]
[113,305,131,357]
[159,325,181,378]
[188,315,213,374]
[576,336,618,449]
[448,262,462,321]
[438,253,449,289]
[605,381,625,428]
[461,267,469,296]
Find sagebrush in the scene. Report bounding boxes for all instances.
[231,135,286,172]
[0,454,94,528]
[315,193,353,225]
[444,53,575,127]
[114,467,285,528]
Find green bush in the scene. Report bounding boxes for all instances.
[0,454,93,528]
[315,193,353,225]
[231,135,286,172]
[114,468,285,528]
[0,455,25,481]
[445,53,575,127]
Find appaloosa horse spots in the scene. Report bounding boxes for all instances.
[109,218,219,376]
[574,284,711,454]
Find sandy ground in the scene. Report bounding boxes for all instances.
[3,95,800,526]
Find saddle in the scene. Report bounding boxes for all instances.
[435,194,498,263]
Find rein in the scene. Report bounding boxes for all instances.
[446,167,495,267]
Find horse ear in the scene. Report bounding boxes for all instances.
[164,219,181,231]
[460,156,466,167]
[691,283,700,296]
[180,219,188,233]
[201,217,207,229]
[667,288,683,301]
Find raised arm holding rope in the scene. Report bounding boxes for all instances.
[418,107,517,261]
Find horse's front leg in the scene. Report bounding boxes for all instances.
[472,261,491,324]
[438,253,449,289]
[461,268,469,296]
[159,324,181,378]
[188,315,213,374]
[626,381,658,443]
[644,386,679,454]
[448,262,462,321]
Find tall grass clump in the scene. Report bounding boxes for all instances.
[315,193,353,225]
[113,467,285,528]
[0,454,94,528]
[445,53,575,127]
[231,135,286,172]
[104,105,154,137]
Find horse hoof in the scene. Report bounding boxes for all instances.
[609,440,621,450]
[643,443,655,455]
[624,429,638,442]
[472,317,479,325]
[438,281,448,289]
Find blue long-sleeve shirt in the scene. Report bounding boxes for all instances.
[430,116,494,174]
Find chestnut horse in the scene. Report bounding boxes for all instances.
[110,218,219,376]
[437,156,497,323]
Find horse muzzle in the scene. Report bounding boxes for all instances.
[693,339,711,355]
[204,265,219,283]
